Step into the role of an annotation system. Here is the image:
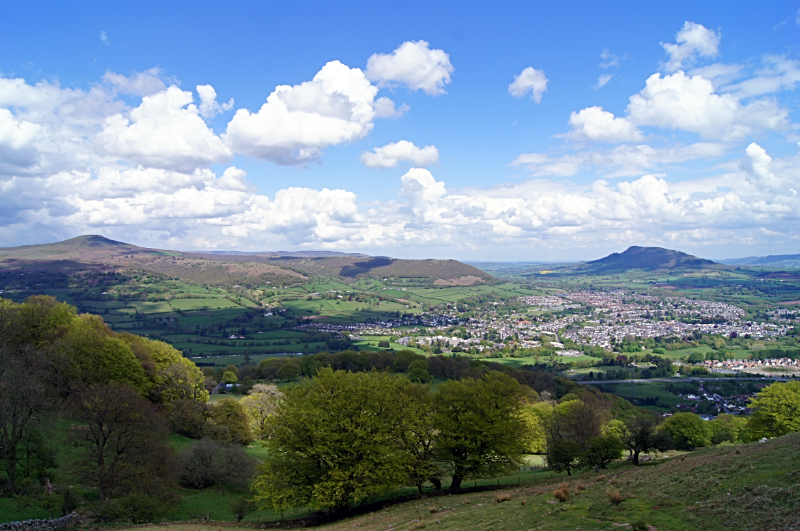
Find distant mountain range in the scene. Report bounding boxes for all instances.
[6,237,794,286]
[196,250,371,258]
[0,235,493,286]
[719,254,800,268]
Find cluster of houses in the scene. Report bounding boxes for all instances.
[281,288,796,360]
[701,356,799,375]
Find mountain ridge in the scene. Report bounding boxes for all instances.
[579,245,723,273]
[0,235,493,285]
[720,253,800,268]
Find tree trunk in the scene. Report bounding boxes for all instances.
[5,462,17,492]
[632,450,640,466]
[449,472,464,491]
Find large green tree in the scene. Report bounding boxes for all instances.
[546,438,582,476]
[580,436,625,470]
[69,383,175,501]
[434,371,530,490]
[252,369,423,511]
[0,297,61,491]
[621,416,672,465]
[662,413,712,450]
[747,381,800,439]
[210,398,253,445]
[240,384,282,439]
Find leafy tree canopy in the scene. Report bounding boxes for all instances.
[747,381,800,439]
[434,371,530,490]
[662,413,712,450]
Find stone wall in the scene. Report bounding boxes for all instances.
[0,513,79,531]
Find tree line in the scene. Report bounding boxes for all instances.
[250,366,800,514]
[0,296,222,522]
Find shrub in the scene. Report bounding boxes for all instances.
[170,399,211,439]
[580,436,625,470]
[712,431,735,445]
[118,493,167,524]
[495,492,512,503]
[553,484,570,502]
[229,498,257,522]
[607,487,624,506]
[179,439,256,489]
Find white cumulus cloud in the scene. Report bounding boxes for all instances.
[626,71,788,140]
[374,97,409,119]
[366,41,454,96]
[740,143,783,192]
[661,22,720,72]
[509,67,548,103]
[96,85,231,172]
[361,140,439,168]
[566,106,643,143]
[196,84,234,119]
[224,61,377,166]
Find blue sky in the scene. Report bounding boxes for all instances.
[1,0,799,260]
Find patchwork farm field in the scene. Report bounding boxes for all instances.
[0,265,557,360]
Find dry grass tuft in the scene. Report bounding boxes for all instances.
[607,487,624,506]
[520,498,527,505]
[553,483,571,502]
[595,474,606,482]
[577,482,586,491]
[610,478,619,485]
[428,507,438,514]
[495,492,512,503]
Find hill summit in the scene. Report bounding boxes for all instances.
[583,246,720,272]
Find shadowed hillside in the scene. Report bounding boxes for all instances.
[0,235,308,286]
[0,236,494,286]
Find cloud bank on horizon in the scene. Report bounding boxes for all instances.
[1,15,799,260]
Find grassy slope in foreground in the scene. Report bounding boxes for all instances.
[112,432,800,531]
[319,433,799,531]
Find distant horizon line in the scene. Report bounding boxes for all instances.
[3,234,796,264]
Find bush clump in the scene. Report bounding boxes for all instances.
[607,487,624,506]
[178,439,256,489]
[553,483,570,502]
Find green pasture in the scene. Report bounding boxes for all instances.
[568,365,633,376]
[191,353,294,367]
[600,381,695,412]
[354,335,426,355]
[169,297,244,311]
[129,301,174,314]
